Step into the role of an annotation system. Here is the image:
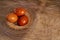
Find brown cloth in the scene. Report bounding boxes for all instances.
[0,0,60,40]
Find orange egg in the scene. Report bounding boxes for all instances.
[14,7,26,16]
[17,15,28,26]
[6,13,18,23]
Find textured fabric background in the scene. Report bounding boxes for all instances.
[0,0,60,40]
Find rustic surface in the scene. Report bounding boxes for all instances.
[0,0,60,40]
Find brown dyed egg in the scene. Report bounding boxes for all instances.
[14,7,26,16]
[17,15,28,26]
[6,13,18,23]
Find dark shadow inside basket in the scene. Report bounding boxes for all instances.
[0,0,40,40]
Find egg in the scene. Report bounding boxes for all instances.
[17,15,28,26]
[14,7,26,16]
[6,13,18,23]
